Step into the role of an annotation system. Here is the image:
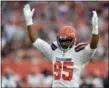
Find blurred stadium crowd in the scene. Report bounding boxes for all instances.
[1,1,109,88]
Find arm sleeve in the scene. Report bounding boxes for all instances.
[32,38,52,61]
[81,44,96,64]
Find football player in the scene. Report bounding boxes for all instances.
[23,4,99,87]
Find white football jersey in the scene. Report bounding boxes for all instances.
[33,38,96,87]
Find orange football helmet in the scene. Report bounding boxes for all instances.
[57,26,76,51]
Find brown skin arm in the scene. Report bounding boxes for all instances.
[90,34,99,49]
[27,25,38,43]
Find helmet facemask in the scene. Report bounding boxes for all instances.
[57,36,76,52]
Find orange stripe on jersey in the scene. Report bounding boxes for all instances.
[51,43,57,51]
[75,43,87,52]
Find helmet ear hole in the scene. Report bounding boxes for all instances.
[69,38,76,48]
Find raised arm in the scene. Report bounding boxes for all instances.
[23,4,52,60]
[90,11,99,49]
[23,4,38,43]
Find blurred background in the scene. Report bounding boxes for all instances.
[1,1,108,88]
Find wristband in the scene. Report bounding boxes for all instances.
[26,19,33,26]
[92,26,98,35]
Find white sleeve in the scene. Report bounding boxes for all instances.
[32,38,52,61]
[81,44,96,64]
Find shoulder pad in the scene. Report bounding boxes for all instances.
[75,43,87,52]
[51,43,58,51]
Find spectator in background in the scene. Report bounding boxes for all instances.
[103,72,109,88]
[2,68,21,88]
[42,70,53,87]
[43,75,53,87]
[80,73,94,88]
[27,67,44,87]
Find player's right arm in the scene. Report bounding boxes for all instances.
[23,4,52,60]
[23,4,37,42]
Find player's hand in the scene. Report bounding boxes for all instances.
[23,4,35,26]
[92,11,98,28]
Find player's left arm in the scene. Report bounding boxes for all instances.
[90,11,99,49]
[79,11,99,64]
